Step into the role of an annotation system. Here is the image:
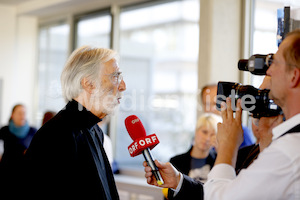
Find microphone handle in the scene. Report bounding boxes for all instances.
[142,148,164,185]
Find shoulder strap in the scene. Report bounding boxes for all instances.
[280,124,300,138]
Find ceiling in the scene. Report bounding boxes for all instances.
[0,0,31,5]
[2,0,299,19]
[0,0,148,18]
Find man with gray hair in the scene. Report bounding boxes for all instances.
[24,46,126,199]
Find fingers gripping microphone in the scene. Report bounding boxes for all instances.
[125,115,164,185]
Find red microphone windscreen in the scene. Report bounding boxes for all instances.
[125,115,146,141]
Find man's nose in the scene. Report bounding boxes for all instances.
[266,63,273,76]
[118,80,126,92]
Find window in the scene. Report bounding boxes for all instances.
[115,0,200,168]
[37,23,69,126]
[251,0,300,87]
[75,11,111,48]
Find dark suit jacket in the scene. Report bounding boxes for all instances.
[168,174,203,200]
[23,100,119,200]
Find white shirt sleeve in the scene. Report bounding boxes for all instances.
[204,164,236,199]
[204,140,300,200]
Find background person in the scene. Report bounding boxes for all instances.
[0,104,37,196]
[170,114,219,183]
[201,84,255,148]
[163,114,219,199]
[41,111,57,126]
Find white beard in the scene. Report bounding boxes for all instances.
[91,88,121,115]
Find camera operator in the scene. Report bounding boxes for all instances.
[235,76,284,174]
[204,29,300,199]
[143,29,300,199]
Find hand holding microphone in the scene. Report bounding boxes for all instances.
[125,115,164,186]
[143,160,182,189]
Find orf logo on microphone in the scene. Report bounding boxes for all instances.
[128,133,160,157]
[131,118,139,124]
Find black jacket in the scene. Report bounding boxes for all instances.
[167,174,204,200]
[23,100,119,200]
[170,147,216,176]
[0,126,36,166]
[0,125,36,198]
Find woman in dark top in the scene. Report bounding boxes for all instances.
[163,114,219,199]
[0,104,36,194]
[170,114,219,183]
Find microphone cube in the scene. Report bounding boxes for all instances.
[128,134,159,157]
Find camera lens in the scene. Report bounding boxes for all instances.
[217,81,282,118]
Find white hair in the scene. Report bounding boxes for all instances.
[61,45,119,102]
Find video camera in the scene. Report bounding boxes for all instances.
[216,54,282,118]
[238,54,273,75]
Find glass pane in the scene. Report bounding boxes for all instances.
[116,0,200,168]
[251,0,300,87]
[251,1,284,88]
[38,23,69,126]
[76,14,111,48]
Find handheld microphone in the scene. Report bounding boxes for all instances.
[125,115,164,186]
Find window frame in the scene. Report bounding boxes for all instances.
[73,8,112,50]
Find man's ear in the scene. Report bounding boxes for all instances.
[290,68,300,88]
[81,77,95,94]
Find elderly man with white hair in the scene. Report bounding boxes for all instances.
[24,46,126,200]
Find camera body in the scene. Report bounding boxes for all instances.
[216,53,282,118]
[216,81,282,118]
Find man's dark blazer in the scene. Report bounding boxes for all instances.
[168,174,204,200]
[23,100,119,199]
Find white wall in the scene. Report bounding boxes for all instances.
[197,0,242,118]
[198,0,242,86]
[0,5,17,127]
[0,5,37,127]
[210,0,242,82]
